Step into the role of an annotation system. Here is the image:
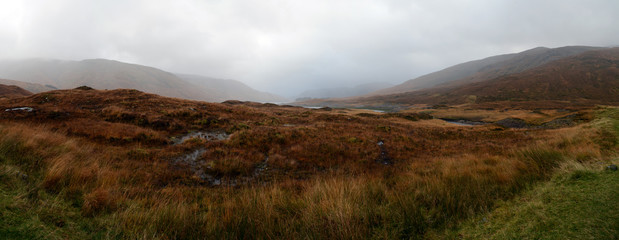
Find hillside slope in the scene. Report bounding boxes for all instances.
[0,59,285,102]
[0,78,56,93]
[0,86,614,239]
[391,47,619,105]
[297,82,394,100]
[176,74,288,102]
[371,46,601,95]
[302,47,618,109]
[0,83,33,99]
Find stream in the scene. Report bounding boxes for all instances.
[440,119,486,126]
[172,131,230,145]
[171,131,269,186]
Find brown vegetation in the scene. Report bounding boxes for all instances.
[370,46,601,96]
[301,47,619,109]
[0,78,56,93]
[0,83,33,99]
[0,88,615,239]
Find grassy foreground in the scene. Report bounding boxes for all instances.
[437,106,619,239]
[0,90,617,239]
[0,139,106,239]
[452,161,619,240]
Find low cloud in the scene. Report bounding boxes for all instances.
[1,0,617,96]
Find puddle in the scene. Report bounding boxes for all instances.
[218,155,270,187]
[173,148,270,187]
[5,107,34,112]
[171,131,230,185]
[252,156,269,178]
[440,119,486,126]
[172,148,222,186]
[174,148,206,170]
[376,140,392,165]
[171,130,271,187]
[445,120,476,126]
[172,131,230,145]
[359,108,385,113]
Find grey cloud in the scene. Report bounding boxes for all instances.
[0,0,617,97]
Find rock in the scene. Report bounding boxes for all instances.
[496,118,529,128]
[17,171,28,181]
[5,107,34,112]
[607,164,618,171]
[440,118,486,126]
[75,86,94,90]
[172,131,230,145]
[376,140,392,165]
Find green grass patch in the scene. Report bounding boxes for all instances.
[518,147,563,178]
[454,165,619,240]
[593,106,619,149]
[0,137,108,239]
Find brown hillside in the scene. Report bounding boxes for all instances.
[0,59,287,102]
[0,86,611,238]
[451,48,619,104]
[331,48,619,108]
[0,83,33,99]
[440,46,603,88]
[371,46,600,96]
[0,87,532,181]
[0,78,56,93]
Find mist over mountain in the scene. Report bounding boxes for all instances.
[300,47,619,108]
[370,46,602,96]
[0,59,286,103]
[296,82,394,100]
[0,82,33,99]
[175,74,289,103]
[1,1,619,238]
[0,78,56,93]
[433,47,619,104]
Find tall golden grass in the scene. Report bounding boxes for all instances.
[0,89,615,239]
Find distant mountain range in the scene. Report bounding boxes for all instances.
[299,46,619,108]
[370,46,602,96]
[0,78,56,93]
[295,82,394,101]
[176,74,288,103]
[2,46,616,107]
[0,82,33,99]
[0,59,287,103]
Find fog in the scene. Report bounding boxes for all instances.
[0,0,617,97]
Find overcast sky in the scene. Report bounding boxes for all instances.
[0,0,617,96]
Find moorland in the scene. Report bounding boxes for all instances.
[0,46,617,239]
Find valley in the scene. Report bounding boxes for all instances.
[0,46,617,239]
[298,47,619,109]
[0,85,616,239]
[0,59,287,103]
[1,1,618,238]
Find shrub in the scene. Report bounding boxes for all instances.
[518,147,563,177]
[82,188,117,216]
[227,123,251,133]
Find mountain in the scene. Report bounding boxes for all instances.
[175,74,288,103]
[0,59,285,103]
[371,46,602,96]
[0,78,56,93]
[296,82,394,100]
[0,83,33,99]
[342,48,619,107]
